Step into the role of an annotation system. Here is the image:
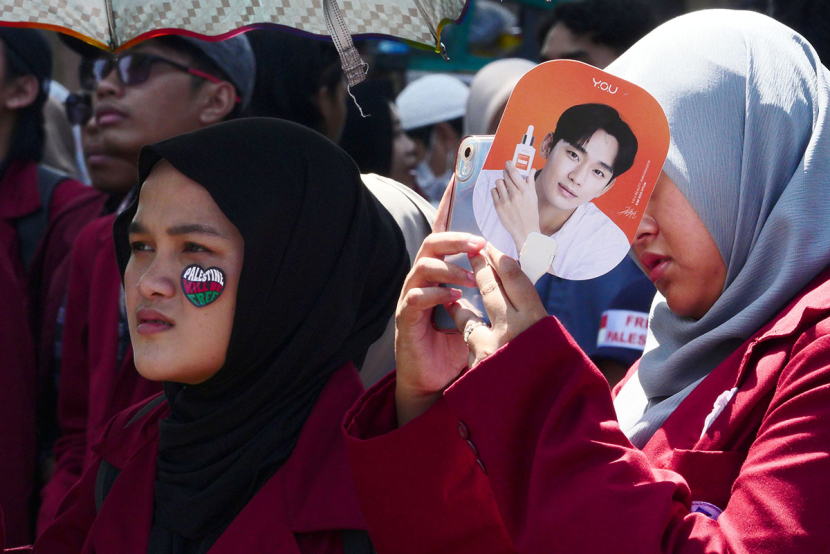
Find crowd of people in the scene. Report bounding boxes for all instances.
[0,0,828,552]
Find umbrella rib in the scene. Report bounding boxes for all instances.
[412,0,438,44]
[105,0,118,51]
[412,0,450,61]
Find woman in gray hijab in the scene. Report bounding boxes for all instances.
[344,9,830,553]
[464,58,535,136]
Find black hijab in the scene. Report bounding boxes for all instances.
[112,118,409,553]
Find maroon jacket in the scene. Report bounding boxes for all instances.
[29,180,106,403]
[24,364,367,554]
[0,252,37,549]
[344,268,830,553]
[38,215,161,533]
[0,160,104,365]
[0,160,103,547]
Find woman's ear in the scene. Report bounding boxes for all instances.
[1,75,39,111]
[539,132,555,159]
[198,81,237,125]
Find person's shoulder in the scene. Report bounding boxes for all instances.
[93,393,168,465]
[362,173,434,263]
[578,202,617,225]
[362,173,436,222]
[107,393,168,437]
[763,266,830,344]
[553,204,630,280]
[51,175,90,199]
[73,213,119,256]
[735,267,830,397]
[474,169,501,192]
[560,203,626,246]
[48,173,105,219]
[79,212,118,237]
[755,273,830,430]
[582,204,629,243]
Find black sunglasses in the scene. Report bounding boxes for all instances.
[64,90,93,126]
[79,52,240,103]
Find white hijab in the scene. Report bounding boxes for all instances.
[607,10,830,447]
[464,58,535,136]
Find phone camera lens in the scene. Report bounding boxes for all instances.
[464,147,472,158]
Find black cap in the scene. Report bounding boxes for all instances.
[57,32,103,60]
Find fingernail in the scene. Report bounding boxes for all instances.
[449,288,463,299]
[466,270,476,283]
[483,242,496,261]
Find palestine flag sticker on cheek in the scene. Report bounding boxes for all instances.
[181,264,226,307]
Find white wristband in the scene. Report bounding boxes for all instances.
[519,232,558,284]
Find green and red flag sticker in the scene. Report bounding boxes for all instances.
[181,264,225,307]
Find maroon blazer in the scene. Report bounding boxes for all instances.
[38,215,161,533]
[0,161,103,547]
[29,181,106,411]
[0,159,104,376]
[25,364,367,554]
[0,253,37,549]
[344,268,830,553]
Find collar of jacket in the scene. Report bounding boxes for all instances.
[91,363,367,549]
[636,263,830,461]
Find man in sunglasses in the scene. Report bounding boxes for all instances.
[37,34,255,534]
[0,28,108,547]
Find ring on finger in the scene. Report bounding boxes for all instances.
[463,320,489,346]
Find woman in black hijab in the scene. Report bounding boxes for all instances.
[33,118,408,553]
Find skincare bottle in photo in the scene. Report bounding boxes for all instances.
[512,125,536,177]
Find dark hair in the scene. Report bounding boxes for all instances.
[340,79,395,176]
[243,29,343,133]
[537,0,658,54]
[550,103,638,179]
[151,36,242,119]
[405,116,463,146]
[2,45,48,162]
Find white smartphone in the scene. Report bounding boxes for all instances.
[432,135,494,332]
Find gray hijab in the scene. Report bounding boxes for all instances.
[464,58,535,136]
[607,10,830,448]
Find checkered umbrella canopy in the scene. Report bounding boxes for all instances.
[1,0,468,83]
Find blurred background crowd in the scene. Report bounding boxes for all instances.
[0,0,828,547]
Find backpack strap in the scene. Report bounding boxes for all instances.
[94,459,121,514]
[15,165,68,272]
[94,396,166,513]
[342,529,374,554]
[125,395,166,428]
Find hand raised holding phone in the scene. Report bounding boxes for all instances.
[395,182,547,425]
[394,231,484,425]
